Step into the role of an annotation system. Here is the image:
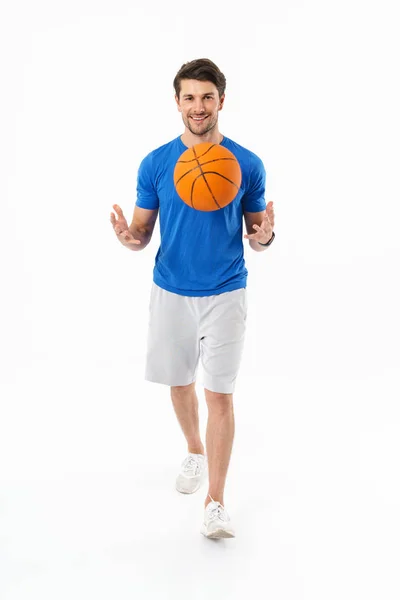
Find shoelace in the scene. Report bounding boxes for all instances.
[207,494,229,522]
[182,455,203,476]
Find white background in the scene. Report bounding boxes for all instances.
[1,0,399,598]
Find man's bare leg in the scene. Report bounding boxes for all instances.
[203,389,235,508]
[170,383,205,455]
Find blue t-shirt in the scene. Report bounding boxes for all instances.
[135,135,266,297]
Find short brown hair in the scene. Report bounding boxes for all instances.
[173,58,226,99]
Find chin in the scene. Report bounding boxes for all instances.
[190,123,216,137]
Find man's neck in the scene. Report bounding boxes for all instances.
[180,130,223,148]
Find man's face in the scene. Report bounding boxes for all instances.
[175,79,225,137]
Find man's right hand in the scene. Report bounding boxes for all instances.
[110,204,141,246]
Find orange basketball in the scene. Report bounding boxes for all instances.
[173,142,242,211]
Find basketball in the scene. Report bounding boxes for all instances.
[173,142,242,211]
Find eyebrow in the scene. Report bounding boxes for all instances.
[182,92,215,98]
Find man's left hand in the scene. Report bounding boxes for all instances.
[244,201,275,244]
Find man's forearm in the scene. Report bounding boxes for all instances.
[124,224,152,251]
[249,239,270,252]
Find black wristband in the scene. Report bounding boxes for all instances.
[257,231,275,246]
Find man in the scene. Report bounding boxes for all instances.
[110,58,275,539]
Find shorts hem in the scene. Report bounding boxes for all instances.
[202,376,236,394]
[145,375,197,387]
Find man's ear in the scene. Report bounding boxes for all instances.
[175,95,182,112]
[218,93,226,111]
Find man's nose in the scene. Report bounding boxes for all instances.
[193,100,205,113]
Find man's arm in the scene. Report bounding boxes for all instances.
[129,205,159,249]
[243,210,271,252]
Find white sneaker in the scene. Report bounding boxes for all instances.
[176,453,208,494]
[200,495,236,539]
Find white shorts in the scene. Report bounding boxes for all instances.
[144,283,248,394]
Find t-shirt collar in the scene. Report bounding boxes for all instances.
[178,135,226,150]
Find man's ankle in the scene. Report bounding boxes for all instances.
[188,447,205,455]
[205,495,224,508]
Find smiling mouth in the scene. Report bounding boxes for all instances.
[191,115,208,123]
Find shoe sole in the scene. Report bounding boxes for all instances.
[176,483,201,494]
[201,527,235,539]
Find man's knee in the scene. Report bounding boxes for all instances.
[171,382,196,392]
[204,388,233,410]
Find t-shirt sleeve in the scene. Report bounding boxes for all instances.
[135,152,159,209]
[241,154,267,212]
